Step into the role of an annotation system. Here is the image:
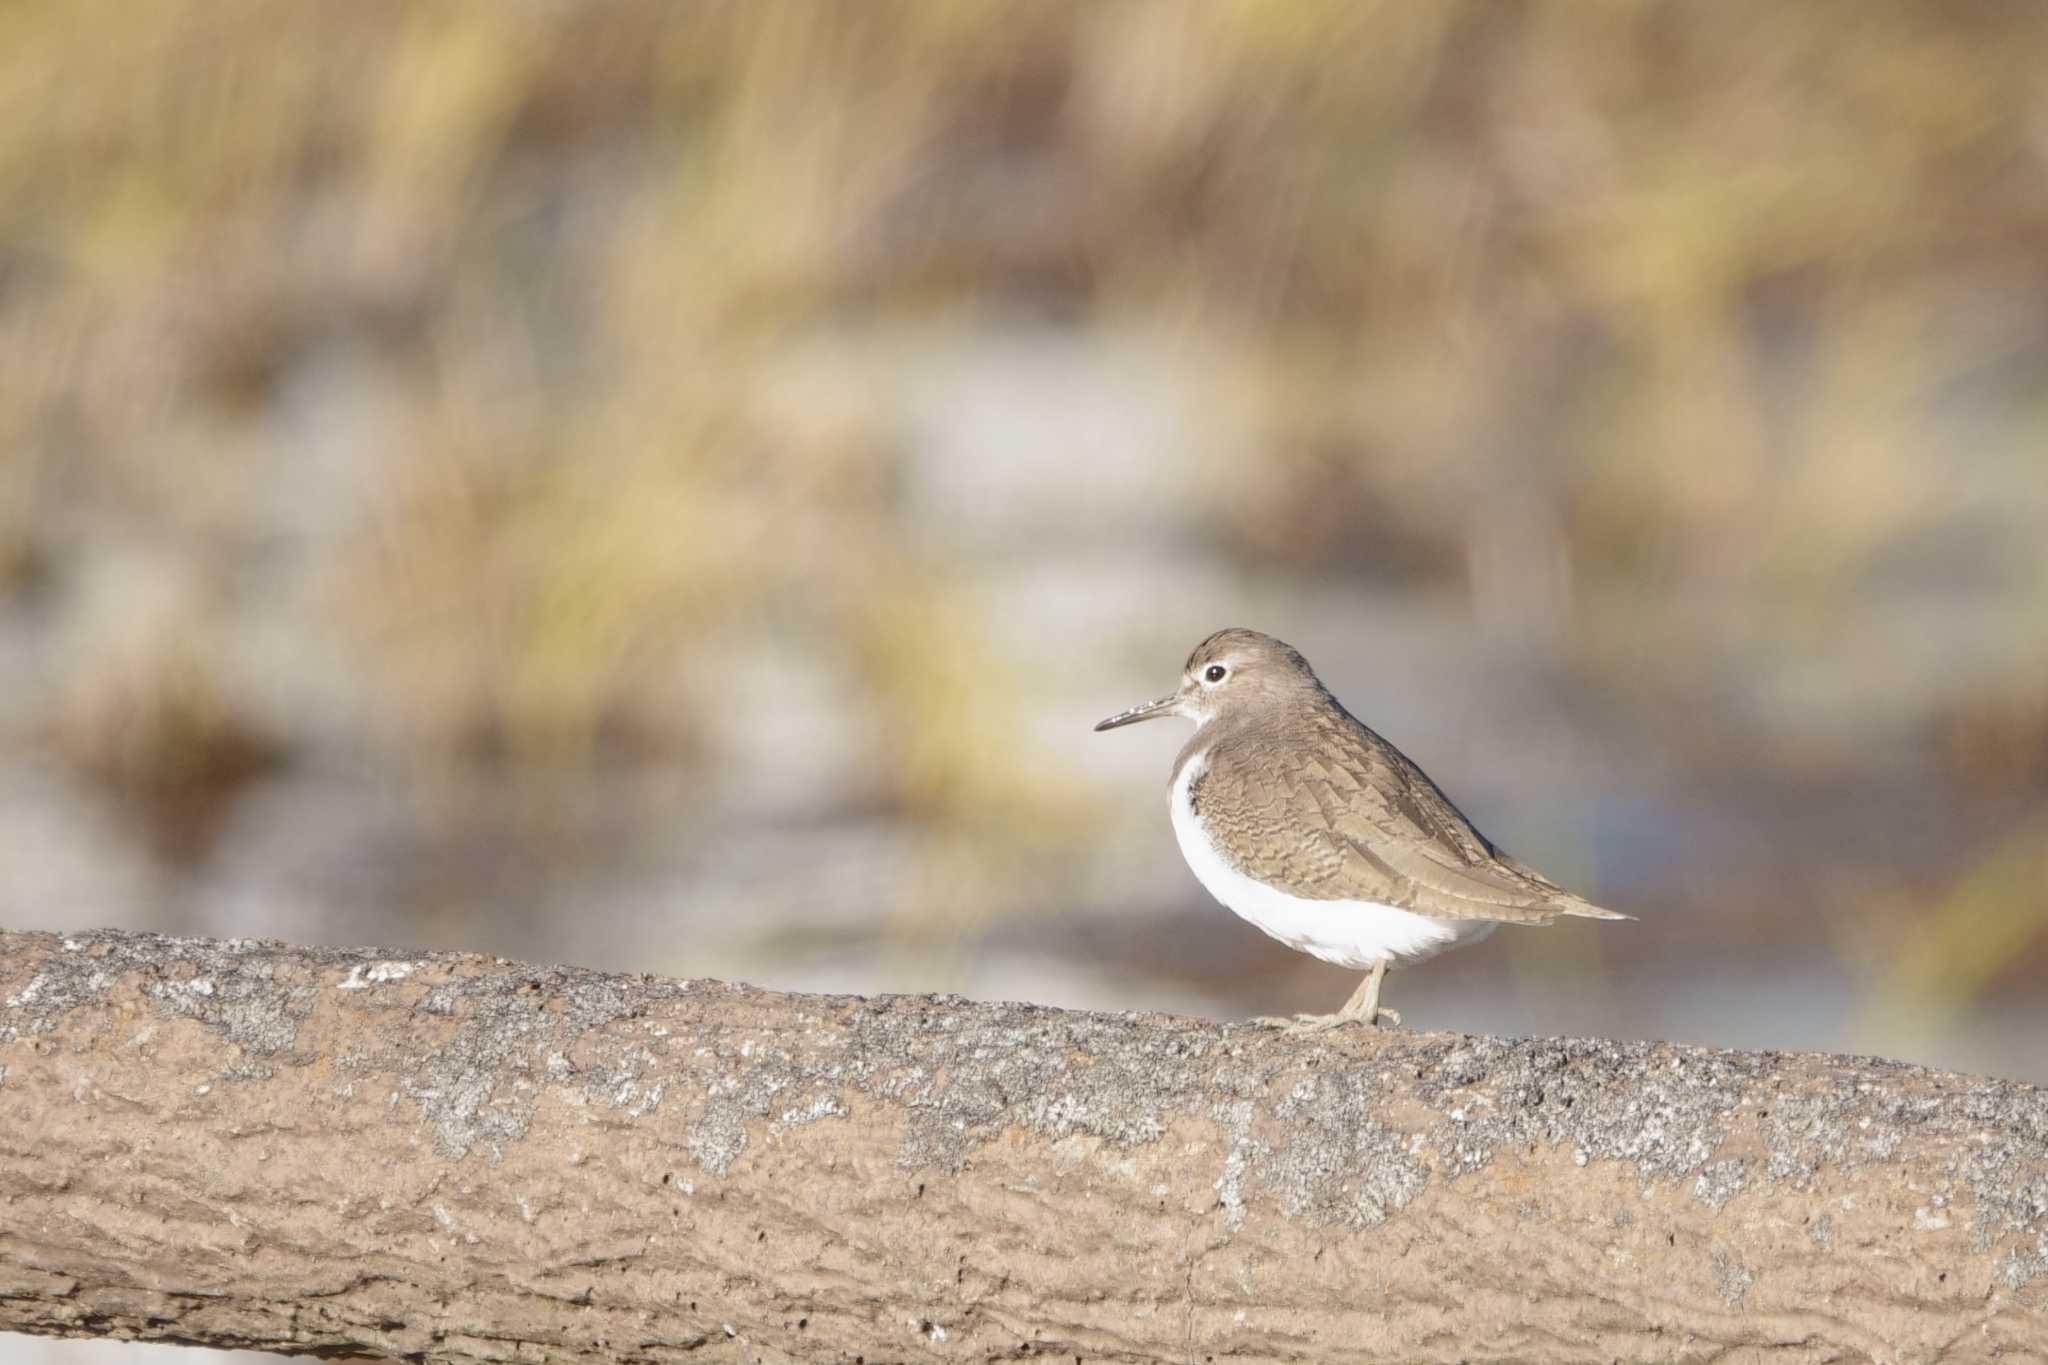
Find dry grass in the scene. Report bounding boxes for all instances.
[0,1,2043,1004]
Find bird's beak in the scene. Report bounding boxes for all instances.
[1093,694,1180,732]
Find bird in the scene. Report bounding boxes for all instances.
[1094,627,1629,1031]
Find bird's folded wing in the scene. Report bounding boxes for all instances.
[1347,836,1589,923]
[1294,748,1626,923]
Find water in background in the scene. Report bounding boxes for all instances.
[6,6,2048,1359]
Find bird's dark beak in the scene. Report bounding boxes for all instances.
[1093,694,1180,732]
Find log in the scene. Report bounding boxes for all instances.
[0,928,2043,1363]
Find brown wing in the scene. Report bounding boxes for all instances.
[1197,710,1628,924]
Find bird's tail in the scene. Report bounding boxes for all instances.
[1560,895,1634,921]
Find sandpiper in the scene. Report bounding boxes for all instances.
[1096,628,1629,1030]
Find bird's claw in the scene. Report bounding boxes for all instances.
[1250,1008,1400,1034]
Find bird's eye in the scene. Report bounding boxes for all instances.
[1204,664,1227,683]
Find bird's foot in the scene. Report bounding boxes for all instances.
[1250,1008,1399,1034]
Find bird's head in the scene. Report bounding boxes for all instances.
[1093,628,1324,732]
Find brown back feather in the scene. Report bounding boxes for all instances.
[1179,690,1627,924]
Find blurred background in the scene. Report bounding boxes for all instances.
[5,2,2047,1358]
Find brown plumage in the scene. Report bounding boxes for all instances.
[1096,627,1628,1030]
[1169,628,1625,925]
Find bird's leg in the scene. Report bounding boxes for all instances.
[1346,958,1399,1027]
[1252,959,1398,1033]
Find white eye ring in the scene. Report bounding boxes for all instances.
[1202,664,1228,684]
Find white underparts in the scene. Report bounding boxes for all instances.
[1168,753,1494,970]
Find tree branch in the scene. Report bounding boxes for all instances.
[1,928,2043,1362]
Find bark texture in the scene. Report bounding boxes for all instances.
[1,928,2044,1364]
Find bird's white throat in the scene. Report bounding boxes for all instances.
[1167,751,1493,969]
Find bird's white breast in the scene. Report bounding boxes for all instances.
[1168,752,1493,969]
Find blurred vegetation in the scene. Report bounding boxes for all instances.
[0,1,2043,1037]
